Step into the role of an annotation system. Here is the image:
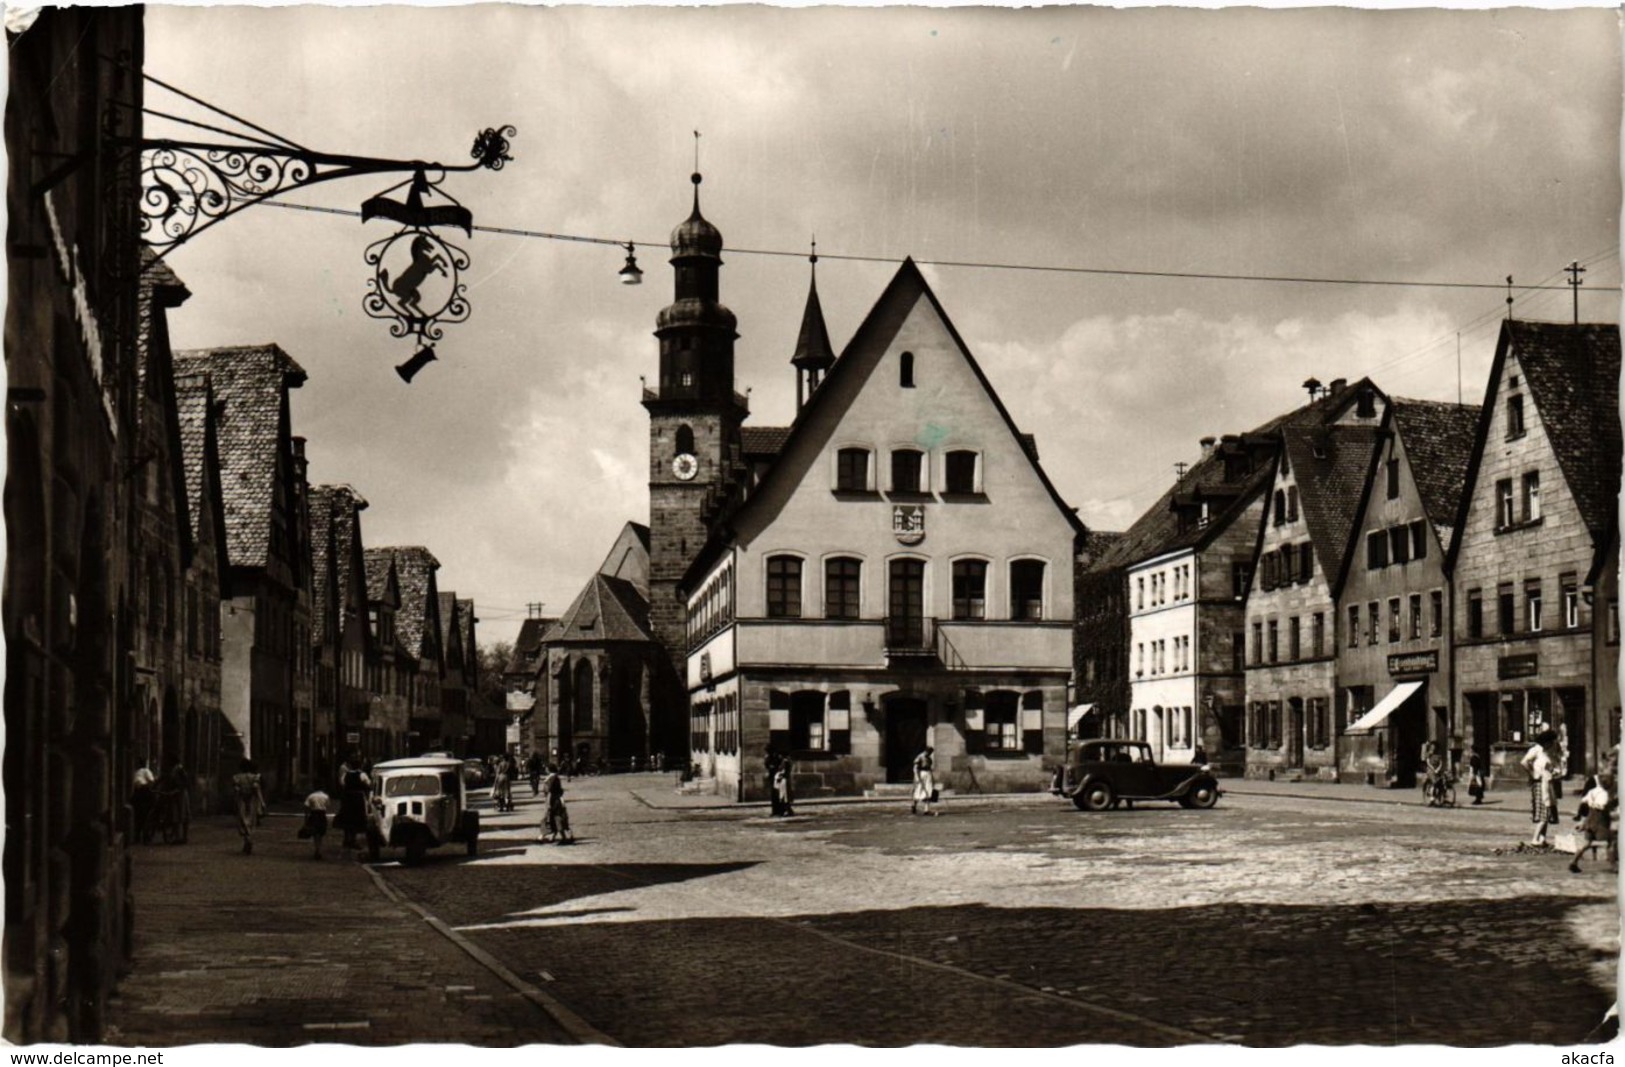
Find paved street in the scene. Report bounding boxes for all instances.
[101,776,1618,1047]
[104,815,574,1046]
[363,774,1619,1047]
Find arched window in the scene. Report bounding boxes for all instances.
[900,351,915,388]
[824,557,862,619]
[675,424,695,456]
[952,559,987,620]
[766,556,802,618]
[1009,559,1045,620]
[572,659,595,734]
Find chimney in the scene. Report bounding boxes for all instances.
[1199,436,1217,456]
[1328,378,1347,395]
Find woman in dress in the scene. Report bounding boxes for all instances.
[911,745,938,816]
[230,759,266,855]
[492,754,513,813]
[1520,728,1562,846]
[334,751,372,851]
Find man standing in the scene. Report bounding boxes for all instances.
[764,748,783,816]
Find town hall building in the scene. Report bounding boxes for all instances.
[644,178,1084,801]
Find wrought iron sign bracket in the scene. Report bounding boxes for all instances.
[114,125,514,257]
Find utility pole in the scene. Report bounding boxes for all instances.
[1566,261,1586,324]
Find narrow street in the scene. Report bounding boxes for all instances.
[107,775,1613,1047]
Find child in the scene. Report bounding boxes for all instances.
[1570,775,1610,874]
[1465,751,1486,805]
[303,788,331,860]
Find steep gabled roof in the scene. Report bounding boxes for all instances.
[1283,422,1384,586]
[505,617,550,675]
[683,258,1084,589]
[1513,321,1622,540]
[1391,398,1479,554]
[542,573,654,645]
[174,369,220,548]
[1105,381,1379,572]
[1448,320,1623,569]
[328,486,368,631]
[308,487,338,646]
[386,546,441,661]
[363,548,399,607]
[174,344,307,570]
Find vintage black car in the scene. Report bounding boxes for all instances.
[1062,740,1221,811]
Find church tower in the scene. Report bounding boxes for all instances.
[643,172,746,753]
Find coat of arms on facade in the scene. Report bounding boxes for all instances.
[893,504,925,545]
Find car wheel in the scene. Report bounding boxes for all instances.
[1185,781,1219,809]
[405,839,428,866]
[366,829,383,863]
[466,833,478,858]
[1079,781,1115,812]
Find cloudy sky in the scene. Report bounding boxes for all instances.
[145,5,1621,648]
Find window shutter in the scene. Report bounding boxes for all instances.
[964,688,986,753]
[974,452,984,494]
[1022,728,1045,755]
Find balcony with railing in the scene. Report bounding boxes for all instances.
[884,615,938,666]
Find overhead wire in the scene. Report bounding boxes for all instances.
[259,200,1620,296]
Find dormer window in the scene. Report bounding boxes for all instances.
[1356,388,1377,418]
[900,351,915,388]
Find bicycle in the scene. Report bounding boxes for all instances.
[1424,771,1457,808]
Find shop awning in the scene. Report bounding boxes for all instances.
[1067,704,1096,730]
[1345,681,1424,734]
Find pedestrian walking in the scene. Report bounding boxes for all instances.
[1465,750,1487,805]
[156,757,191,843]
[536,765,573,844]
[230,759,265,855]
[774,755,795,817]
[301,787,331,860]
[911,745,938,816]
[131,760,157,844]
[492,754,515,812]
[526,751,544,797]
[1568,774,1610,874]
[1520,729,1563,846]
[763,748,783,816]
[335,752,372,851]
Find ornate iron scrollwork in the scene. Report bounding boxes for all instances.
[362,228,471,343]
[140,146,313,249]
[132,124,514,254]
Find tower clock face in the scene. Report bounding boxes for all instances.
[672,453,699,481]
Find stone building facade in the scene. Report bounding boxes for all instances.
[1244,381,1385,780]
[174,366,229,810]
[3,6,146,1041]
[1450,321,1620,784]
[1336,399,1476,786]
[175,345,309,798]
